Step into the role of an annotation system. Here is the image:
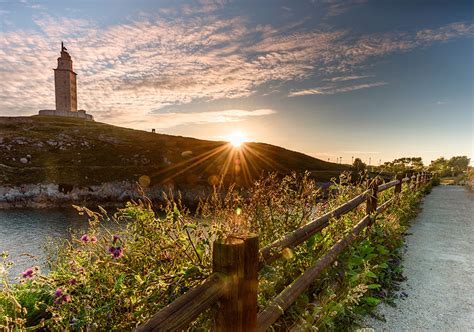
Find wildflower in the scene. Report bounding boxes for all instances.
[78,267,85,274]
[112,234,120,243]
[54,288,63,297]
[80,234,89,243]
[21,267,34,279]
[108,246,124,259]
[69,278,77,285]
[54,289,72,305]
[90,236,97,244]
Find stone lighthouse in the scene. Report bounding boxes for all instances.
[39,42,93,120]
[54,42,77,113]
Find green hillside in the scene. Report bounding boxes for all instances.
[0,116,348,187]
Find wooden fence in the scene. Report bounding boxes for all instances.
[137,172,433,332]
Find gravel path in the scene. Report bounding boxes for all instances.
[363,185,474,331]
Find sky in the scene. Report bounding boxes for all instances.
[0,0,473,165]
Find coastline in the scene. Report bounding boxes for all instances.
[0,181,209,209]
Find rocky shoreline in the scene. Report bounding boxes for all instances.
[0,181,209,209]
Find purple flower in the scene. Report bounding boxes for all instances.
[54,288,63,297]
[112,234,120,243]
[80,234,89,243]
[90,236,97,244]
[108,246,124,259]
[21,268,34,279]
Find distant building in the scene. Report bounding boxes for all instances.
[39,42,93,121]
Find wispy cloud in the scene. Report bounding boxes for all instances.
[0,8,472,127]
[289,81,387,96]
[324,75,374,82]
[123,109,276,129]
[322,0,369,17]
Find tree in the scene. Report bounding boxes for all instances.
[381,157,424,174]
[429,156,470,176]
[351,158,366,182]
[448,156,470,174]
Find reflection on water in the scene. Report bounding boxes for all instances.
[0,208,90,281]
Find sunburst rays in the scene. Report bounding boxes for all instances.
[143,135,280,187]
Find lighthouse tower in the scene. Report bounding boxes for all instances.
[38,42,93,120]
[54,42,77,113]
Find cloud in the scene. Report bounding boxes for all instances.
[321,0,368,17]
[289,81,387,96]
[122,109,276,129]
[324,75,374,82]
[0,10,472,127]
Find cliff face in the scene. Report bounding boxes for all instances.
[0,181,209,209]
[0,116,347,207]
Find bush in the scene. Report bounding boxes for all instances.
[0,172,428,330]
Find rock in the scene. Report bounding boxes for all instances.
[20,157,28,164]
[181,150,193,157]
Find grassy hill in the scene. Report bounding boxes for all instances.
[0,116,348,187]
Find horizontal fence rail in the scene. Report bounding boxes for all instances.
[136,273,226,332]
[136,172,433,331]
[256,214,373,331]
[259,189,369,267]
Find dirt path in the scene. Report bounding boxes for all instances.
[363,185,474,331]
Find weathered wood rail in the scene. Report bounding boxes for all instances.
[137,172,433,331]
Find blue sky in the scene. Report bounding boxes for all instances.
[0,0,472,165]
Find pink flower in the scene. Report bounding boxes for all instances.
[21,268,34,279]
[78,267,85,274]
[90,236,97,244]
[69,278,77,285]
[54,288,63,297]
[112,234,120,243]
[80,234,89,242]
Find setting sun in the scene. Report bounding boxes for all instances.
[227,131,247,148]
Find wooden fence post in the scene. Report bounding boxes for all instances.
[213,234,258,332]
[366,178,379,214]
[394,174,403,194]
[411,174,416,191]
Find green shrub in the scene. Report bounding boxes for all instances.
[0,172,428,330]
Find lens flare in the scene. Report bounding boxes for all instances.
[228,131,247,148]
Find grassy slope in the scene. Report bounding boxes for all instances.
[0,116,348,186]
